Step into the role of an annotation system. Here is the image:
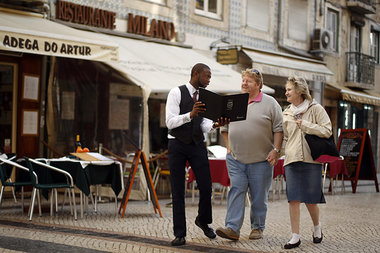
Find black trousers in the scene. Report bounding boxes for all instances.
[168,139,212,237]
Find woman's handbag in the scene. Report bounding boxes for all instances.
[304,133,340,160]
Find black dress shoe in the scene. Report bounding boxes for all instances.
[171,237,186,246]
[313,232,323,243]
[284,240,301,249]
[195,218,216,239]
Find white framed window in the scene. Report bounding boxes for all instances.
[287,0,308,42]
[246,0,269,32]
[326,8,339,52]
[195,0,222,20]
[370,30,379,64]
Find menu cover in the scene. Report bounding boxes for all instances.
[198,88,249,122]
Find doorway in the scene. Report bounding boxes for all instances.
[0,62,17,154]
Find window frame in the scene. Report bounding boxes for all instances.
[195,0,223,20]
[370,30,380,64]
[326,7,340,53]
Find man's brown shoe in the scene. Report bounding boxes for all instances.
[249,228,263,239]
[216,227,239,241]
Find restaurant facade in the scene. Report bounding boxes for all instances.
[2,0,380,199]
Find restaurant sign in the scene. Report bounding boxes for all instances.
[127,13,175,41]
[0,33,118,62]
[217,48,238,64]
[56,0,116,30]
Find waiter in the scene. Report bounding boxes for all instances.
[165,63,228,246]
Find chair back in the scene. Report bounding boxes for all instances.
[24,157,39,186]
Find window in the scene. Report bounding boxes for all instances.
[326,8,339,52]
[246,0,269,32]
[287,0,308,41]
[195,0,222,19]
[350,25,361,52]
[370,30,379,64]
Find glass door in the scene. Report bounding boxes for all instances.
[0,63,17,154]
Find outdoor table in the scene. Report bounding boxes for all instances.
[187,158,230,187]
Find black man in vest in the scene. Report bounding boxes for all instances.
[165,63,229,246]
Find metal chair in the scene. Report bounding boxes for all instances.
[0,157,32,212]
[24,157,77,220]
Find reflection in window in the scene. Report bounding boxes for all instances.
[370,30,379,64]
[195,0,222,19]
[288,0,308,41]
[246,0,269,32]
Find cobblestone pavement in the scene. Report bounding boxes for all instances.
[0,180,379,253]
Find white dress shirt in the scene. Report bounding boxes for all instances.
[166,83,214,139]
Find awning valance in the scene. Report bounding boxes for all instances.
[0,9,118,62]
[341,88,380,106]
[243,49,334,83]
[105,35,274,95]
[327,84,380,106]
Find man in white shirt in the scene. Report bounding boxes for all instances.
[166,63,227,246]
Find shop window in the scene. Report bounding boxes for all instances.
[48,58,143,157]
[246,0,269,32]
[287,0,308,42]
[370,30,379,64]
[195,0,222,20]
[326,8,339,52]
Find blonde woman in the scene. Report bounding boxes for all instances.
[282,76,331,249]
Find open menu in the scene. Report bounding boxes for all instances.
[198,88,249,122]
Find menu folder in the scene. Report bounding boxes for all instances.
[198,88,249,122]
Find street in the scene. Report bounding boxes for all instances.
[0,179,379,253]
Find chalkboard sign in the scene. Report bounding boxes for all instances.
[337,128,379,193]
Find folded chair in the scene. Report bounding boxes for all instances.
[24,157,77,220]
[0,157,32,212]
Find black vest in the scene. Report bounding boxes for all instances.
[169,85,204,144]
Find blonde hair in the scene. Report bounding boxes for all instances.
[286,75,312,101]
[242,68,263,89]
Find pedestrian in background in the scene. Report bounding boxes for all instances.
[282,76,329,249]
[165,63,228,246]
[216,68,283,241]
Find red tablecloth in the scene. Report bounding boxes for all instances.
[315,155,348,178]
[188,158,230,187]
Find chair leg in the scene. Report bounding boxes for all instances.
[50,190,54,216]
[21,186,24,213]
[71,188,77,220]
[67,189,73,215]
[322,163,328,191]
[37,190,42,217]
[0,186,4,207]
[80,191,84,218]
[29,188,37,221]
[9,180,17,203]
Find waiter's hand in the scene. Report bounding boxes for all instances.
[213,117,230,128]
[190,101,206,118]
[266,150,279,166]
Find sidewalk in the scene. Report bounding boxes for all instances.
[0,177,379,253]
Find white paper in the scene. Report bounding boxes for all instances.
[23,110,38,135]
[23,75,39,100]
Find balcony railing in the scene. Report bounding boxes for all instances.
[346,0,376,15]
[346,52,375,89]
